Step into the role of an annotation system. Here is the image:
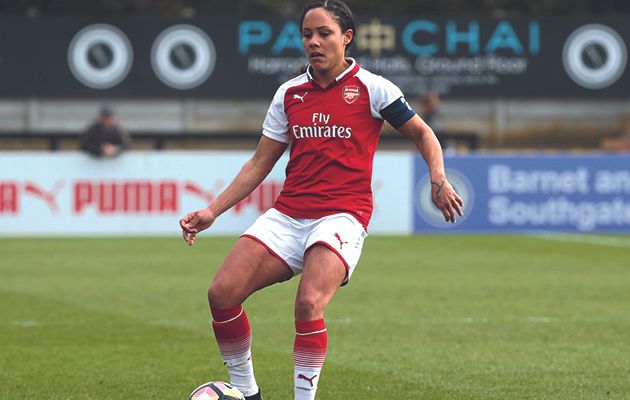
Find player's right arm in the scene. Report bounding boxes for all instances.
[180,135,287,245]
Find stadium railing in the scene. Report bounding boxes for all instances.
[0,131,479,151]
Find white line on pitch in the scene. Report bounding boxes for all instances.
[530,233,630,248]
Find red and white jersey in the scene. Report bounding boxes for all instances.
[262,59,415,229]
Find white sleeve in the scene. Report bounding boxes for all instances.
[262,86,290,143]
[358,70,406,120]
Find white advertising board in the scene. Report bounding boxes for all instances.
[0,151,413,236]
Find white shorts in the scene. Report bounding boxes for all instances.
[242,208,368,284]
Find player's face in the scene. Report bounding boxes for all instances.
[301,7,352,76]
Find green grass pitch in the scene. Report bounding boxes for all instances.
[1,235,629,399]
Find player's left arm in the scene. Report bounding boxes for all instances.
[397,114,464,223]
[372,74,462,222]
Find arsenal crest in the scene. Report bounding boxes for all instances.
[342,85,360,104]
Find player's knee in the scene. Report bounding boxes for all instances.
[207,280,238,309]
[295,293,324,320]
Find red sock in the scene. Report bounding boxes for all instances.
[294,319,327,398]
[211,306,259,396]
[211,306,252,362]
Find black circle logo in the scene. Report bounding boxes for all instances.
[151,25,216,90]
[68,24,133,89]
[563,24,627,89]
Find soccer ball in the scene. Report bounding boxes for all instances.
[188,381,245,400]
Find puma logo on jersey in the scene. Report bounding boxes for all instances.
[334,233,348,250]
[297,373,318,387]
[293,92,308,102]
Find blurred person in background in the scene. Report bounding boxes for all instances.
[79,106,130,157]
[417,91,442,128]
[416,91,455,151]
[600,123,630,152]
[180,1,463,399]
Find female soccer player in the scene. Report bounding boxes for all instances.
[180,1,463,399]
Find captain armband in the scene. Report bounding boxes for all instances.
[380,96,416,129]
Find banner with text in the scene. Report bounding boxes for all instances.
[414,154,630,233]
[0,151,412,236]
[0,16,627,98]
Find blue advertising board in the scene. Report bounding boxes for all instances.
[413,154,630,233]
